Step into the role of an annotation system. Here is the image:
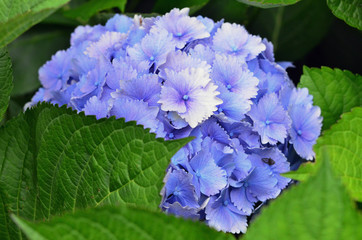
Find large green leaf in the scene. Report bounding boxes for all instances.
[63,0,127,23]
[248,0,333,61]
[0,0,70,48]
[327,0,362,30]
[0,103,191,223]
[0,187,16,240]
[8,29,71,96]
[153,0,210,15]
[314,107,362,201]
[244,148,362,240]
[0,48,13,122]
[237,0,300,8]
[299,66,362,131]
[12,205,234,240]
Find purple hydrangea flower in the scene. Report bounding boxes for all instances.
[158,68,222,128]
[257,59,291,96]
[83,96,110,120]
[163,202,199,220]
[212,23,265,61]
[158,50,210,78]
[230,166,278,214]
[289,105,322,160]
[28,8,323,234]
[215,84,252,122]
[118,73,161,106]
[211,54,259,102]
[188,149,227,196]
[162,169,199,208]
[153,8,210,48]
[110,98,160,134]
[70,25,106,46]
[189,44,215,65]
[200,119,230,144]
[105,14,133,33]
[248,148,291,191]
[106,58,137,90]
[127,28,175,69]
[248,93,292,145]
[85,31,128,61]
[205,189,248,234]
[39,50,72,92]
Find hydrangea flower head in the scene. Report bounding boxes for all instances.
[213,23,265,61]
[205,189,248,234]
[28,8,323,234]
[158,67,222,128]
[248,93,291,145]
[288,104,322,160]
[153,8,210,48]
[127,28,174,69]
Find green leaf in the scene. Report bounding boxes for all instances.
[327,0,362,30]
[299,66,362,131]
[63,0,127,23]
[0,187,17,240]
[0,48,13,123]
[281,161,316,181]
[248,0,333,61]
[0,103,191,223]
[8,28,71,96]
[314,107,362,201]
[0,0,70,48]
[12,205,234,240]
[237,0,300,8]
[244,148,362,240]
[153,0,210,15]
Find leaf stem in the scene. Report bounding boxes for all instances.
[272,7,285,52]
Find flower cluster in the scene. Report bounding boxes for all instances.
[28,8,322,233]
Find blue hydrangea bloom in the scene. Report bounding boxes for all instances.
[86,31,128,61]
[70,25,106,46]
[118,73,161,106]
[110,98,160,134]
[28,8,323,234]
[248,93,292,145]
[248,148,291,191]
[188,149,227,196]
[212,23,265,61]
[105,14,133,33]
[205,189,248,234]
[83,96,109,119]
[106,58,137,90]
[163,202,199,220]
[159,50,210,78]
[162,169,199,209]
[288,104,322,160]
[153,8,210,48]
[127,28,174,69]
[38,50,72,92]
[158,68,222,128]
[229,155,279,214]
[211,54,259,101]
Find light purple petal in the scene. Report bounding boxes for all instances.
[110,98,160,133]
[205,191,248,234]
[83,96,109,119]
[189,149,227,196]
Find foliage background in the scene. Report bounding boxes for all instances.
[0,0,361,239]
